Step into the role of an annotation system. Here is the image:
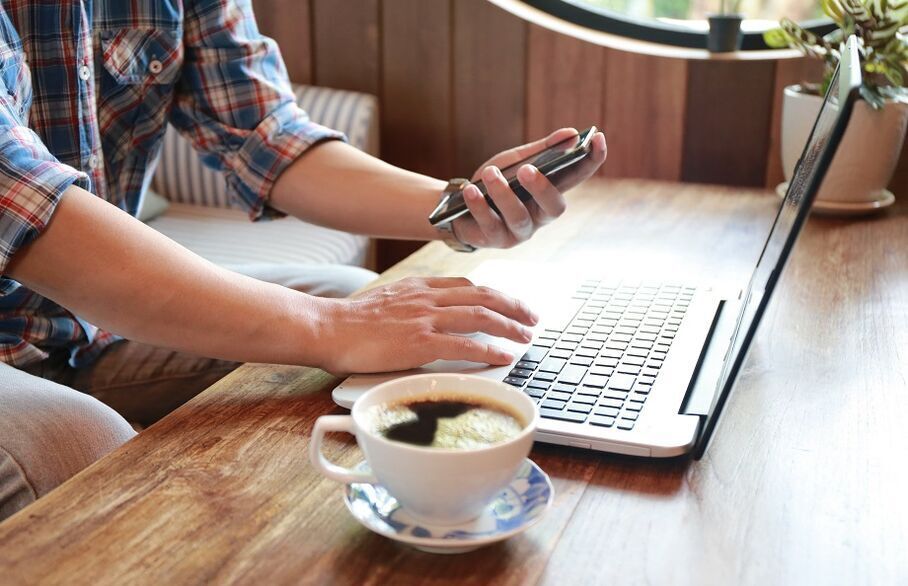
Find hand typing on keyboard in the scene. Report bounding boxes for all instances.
[313,277,539,374]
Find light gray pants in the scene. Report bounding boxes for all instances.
[0,263,377,522]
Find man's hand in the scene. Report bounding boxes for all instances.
[315,277,538,374]
[452,128,607,249]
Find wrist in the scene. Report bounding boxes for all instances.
[283,293,339,370]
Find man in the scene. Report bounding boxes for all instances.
[0,0,606,520]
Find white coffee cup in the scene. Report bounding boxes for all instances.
[310,373,538,526]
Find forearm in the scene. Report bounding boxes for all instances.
[269,140,446,240]
[7,186,328,367]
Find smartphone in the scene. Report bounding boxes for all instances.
[428,126,598,227]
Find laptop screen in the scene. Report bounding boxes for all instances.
[693,38,862,457]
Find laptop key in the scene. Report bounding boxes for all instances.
[569,357,594,367]
[503,377,527,387]
[541,399,567,411]
[535,339,555,348]
[616,420,635,430]
[509,368,534,379]
[527,380,551,390]
[549,349,573,360]
[574,348,597,358]
[552,382,577,393]
[596,356,619,367]
[547,391,573,402]
[515,361,537,370]
[621,411,640,421]
[602,389,629,400]
[539,408,587,423]
[533,371,557,382]
[521,346,548,363]
[559,364,588,385]
[539,357,566,374]
[524,387,545,399]
[590,366,614,377]
[608,373,636,391]
[599,397,623,409]
[582,374,608,388]
[571,394,597,405]
[594,406,620,418]
[567,402,593,414]
[617,364,641,376]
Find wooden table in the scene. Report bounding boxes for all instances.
[1,180,905,585]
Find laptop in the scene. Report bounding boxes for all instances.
[333,37,862,459]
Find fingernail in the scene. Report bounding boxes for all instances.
[464,184,478,199]
[492,167,504,181]
[530,311,540,325]
[522,164,538,178]
[522,327,533,340]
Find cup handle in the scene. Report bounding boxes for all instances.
[309,415,378,484]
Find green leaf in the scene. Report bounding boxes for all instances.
[763,27,792,48]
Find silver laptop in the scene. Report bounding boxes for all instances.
[334,38,862,459]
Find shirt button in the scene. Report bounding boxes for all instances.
[149,59,163,75]
[88,155,100,169]
[78,64,92,81]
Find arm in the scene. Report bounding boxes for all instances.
[7,186,536,373]
[269,130,608,247]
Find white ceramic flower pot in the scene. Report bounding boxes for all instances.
[782,84,908,205]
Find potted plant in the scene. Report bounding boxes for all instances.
[764,0,908,212]
[708,0,745,52]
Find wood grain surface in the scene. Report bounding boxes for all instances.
[1,179,905,585]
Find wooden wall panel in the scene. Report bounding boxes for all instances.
[764,57,824,188]
[891,140,908,198]
[378,0,453,269]
[603,51,687,181]
[380,0,453,178]
[525,25,606,145]
[311,0,381,95]
[681,60,777,186]
[453,0,527,175]
[252,0,312,84]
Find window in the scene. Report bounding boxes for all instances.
[524,0,834,50]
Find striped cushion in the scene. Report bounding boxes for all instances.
[146,203,369,268]
[152,84,379,209]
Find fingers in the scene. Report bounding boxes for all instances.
[417,276,473,289]
[430,334,515,365]
[433,285,538,326]
[516,164,565,223]
[433,306,533,343]
[473,128,579,177]
[481,165,534,242]
[460,184,507,245]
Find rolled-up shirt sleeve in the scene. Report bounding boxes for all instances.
[171,0,346,221]
[0,95,87,274]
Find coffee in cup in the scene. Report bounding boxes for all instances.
[310,374,538,526]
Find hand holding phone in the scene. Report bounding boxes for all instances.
[429,126,599,227]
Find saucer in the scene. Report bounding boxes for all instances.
[775,182,896,216]
[343,458,553,554]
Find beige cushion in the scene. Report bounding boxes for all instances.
[146,204,369,268]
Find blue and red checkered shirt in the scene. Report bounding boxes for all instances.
[0,0,343,368]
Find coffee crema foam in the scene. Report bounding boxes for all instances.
[366,395,525,450]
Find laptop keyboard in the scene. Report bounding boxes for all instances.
[502,281,695,431]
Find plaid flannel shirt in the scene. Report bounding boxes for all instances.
[0,0,343,368]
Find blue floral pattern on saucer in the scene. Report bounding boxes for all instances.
[343,459,553,554]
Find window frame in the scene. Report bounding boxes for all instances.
[523,0,836,50]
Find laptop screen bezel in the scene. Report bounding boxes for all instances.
[691,37,863,459]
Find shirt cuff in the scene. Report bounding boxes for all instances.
[0,127,88,273]
[224,101,347,221]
